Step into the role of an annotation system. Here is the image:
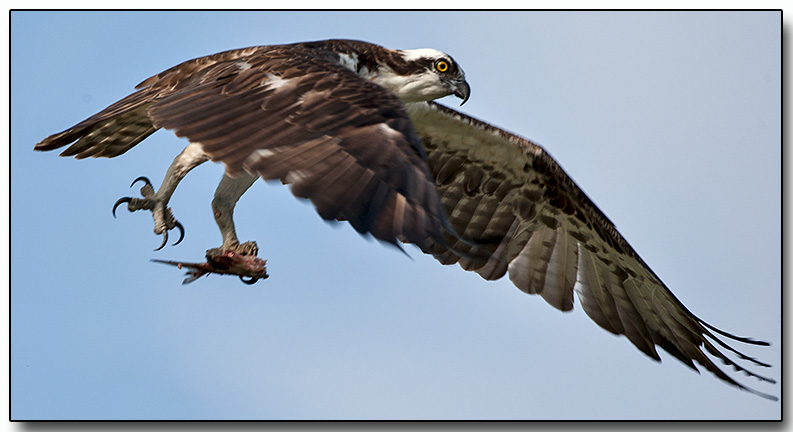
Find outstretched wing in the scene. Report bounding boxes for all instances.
[35,43,450,251]
[408,101,776,400]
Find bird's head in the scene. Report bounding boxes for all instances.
[371,48,470,105]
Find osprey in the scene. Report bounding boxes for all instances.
[35,39,774,400]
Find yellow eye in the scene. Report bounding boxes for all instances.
[435,60,449,73]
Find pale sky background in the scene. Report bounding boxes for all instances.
[10,11,781,420]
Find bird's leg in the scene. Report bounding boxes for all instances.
[113,143,209,250]
[205,172,259,260]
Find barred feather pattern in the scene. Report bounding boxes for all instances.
[34,41,451,250]
[408,101,776,400]
[34,39,775,400]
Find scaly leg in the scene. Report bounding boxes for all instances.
[152,172,265,284]
[113,143,208,250]
[206,172,259,260]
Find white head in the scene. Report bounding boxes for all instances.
[369,47,470,105]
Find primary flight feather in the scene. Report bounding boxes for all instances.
[35,39,775,400]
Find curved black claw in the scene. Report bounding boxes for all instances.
[112,197,133,218]
[130,176,152,189]
[154,230,169,251]
[153,221,185,251]
[239,276,259,284]
[173,221,185,246]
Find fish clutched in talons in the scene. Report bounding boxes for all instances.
[152,250,268,285]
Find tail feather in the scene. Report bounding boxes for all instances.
[35,89,158,159]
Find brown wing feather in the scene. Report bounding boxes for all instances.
[33,46,267,159]
[35,42,450,251]
[145,46,447,249]
[408,101,776,400]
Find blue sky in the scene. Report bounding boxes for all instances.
[10,11,780,420]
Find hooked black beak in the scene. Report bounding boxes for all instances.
[452,80,470,105]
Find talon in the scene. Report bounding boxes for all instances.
[130,176,152,189]
[155,230,168,251]
[112,197,132,218]
[173,221,185,246]
[240,276,259,284]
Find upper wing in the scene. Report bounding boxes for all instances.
[407,101,776,399]
[35,43,450,251]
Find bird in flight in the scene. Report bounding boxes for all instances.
[35,39,776,400]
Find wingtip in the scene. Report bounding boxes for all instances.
[699,319,771,346]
